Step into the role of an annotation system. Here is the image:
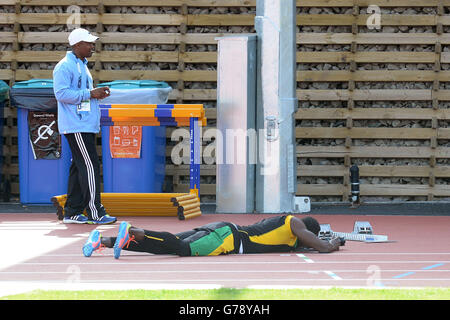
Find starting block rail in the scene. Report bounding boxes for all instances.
[319,221,390,243]
[52,103,206,220]
[332,232,389,243]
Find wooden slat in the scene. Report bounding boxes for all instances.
[296,127,450,140]
[106,51,445,65]
[3,32,450,45]
[0,13,254,26]
[298,184,450,196]
[188,14,254,26]
[170,89,217,101]
[11,69,217,81]
[0,51,214,63]
[360,184,450,197]
[295,108,450,120]
[0,13,184,25]
[173,184,216,195]
[0,32,225,44]
[298,0,448,6]
[298,90,435,101]
[298,52,437,64]
[0,70,13,80]
[298,165,450,178]
[2,51,442,64]
[298,33,450,45]
[297,146,450,158]
[359,166,450,178]
[299,70,450,82]
[298,14,448,26]
[3,13,448,27]
[297,184,345,196]
[94,51,179,63]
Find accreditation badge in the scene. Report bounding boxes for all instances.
[78,99,91,113]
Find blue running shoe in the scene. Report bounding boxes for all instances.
[63,214,89,224]
[113,221,135,259]
[82,229,103,257]
[88,214,117,225]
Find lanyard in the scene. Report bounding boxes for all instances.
[76,60,91,90]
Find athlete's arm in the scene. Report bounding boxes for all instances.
[290,217,340,253]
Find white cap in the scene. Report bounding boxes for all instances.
[68,28,99,46]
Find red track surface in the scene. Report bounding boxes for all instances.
[1,213,450,294]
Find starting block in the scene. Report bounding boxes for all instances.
[353,221,373,234]
[319,221,389,243]
[318,224,333,240]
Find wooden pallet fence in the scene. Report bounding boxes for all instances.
[1,0,450,202]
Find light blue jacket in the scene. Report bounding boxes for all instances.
[53,51,100,134]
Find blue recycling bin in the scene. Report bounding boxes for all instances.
[0,80,9,198]
[98,80,171,193]
[10,79,71,204]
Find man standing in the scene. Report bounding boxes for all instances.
[53,28,116,225]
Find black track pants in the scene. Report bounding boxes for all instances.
[64,132,106,220]
[110,230,191,256]
[112,222,239,257]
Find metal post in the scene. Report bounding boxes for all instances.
[216,35,257,213]
[190,117,201,196]
[255,0,298,213]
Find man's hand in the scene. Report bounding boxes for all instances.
[328,237,341,252]
[90,86,110,100]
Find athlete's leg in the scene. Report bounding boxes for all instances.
[103,226,191,256]
[104,221,238,258]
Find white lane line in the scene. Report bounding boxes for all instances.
[0,269,360,275]
[36,252,450,258]
[15,260,450,266]
[78,278,450,282]
[329,252,450,255]
[2,278,446,283]
[3,269,449,275]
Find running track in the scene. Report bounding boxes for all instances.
[1,213,449,296]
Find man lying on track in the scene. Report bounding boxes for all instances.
[82,215,345,259]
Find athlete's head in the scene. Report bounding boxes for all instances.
[301,217,320,236]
